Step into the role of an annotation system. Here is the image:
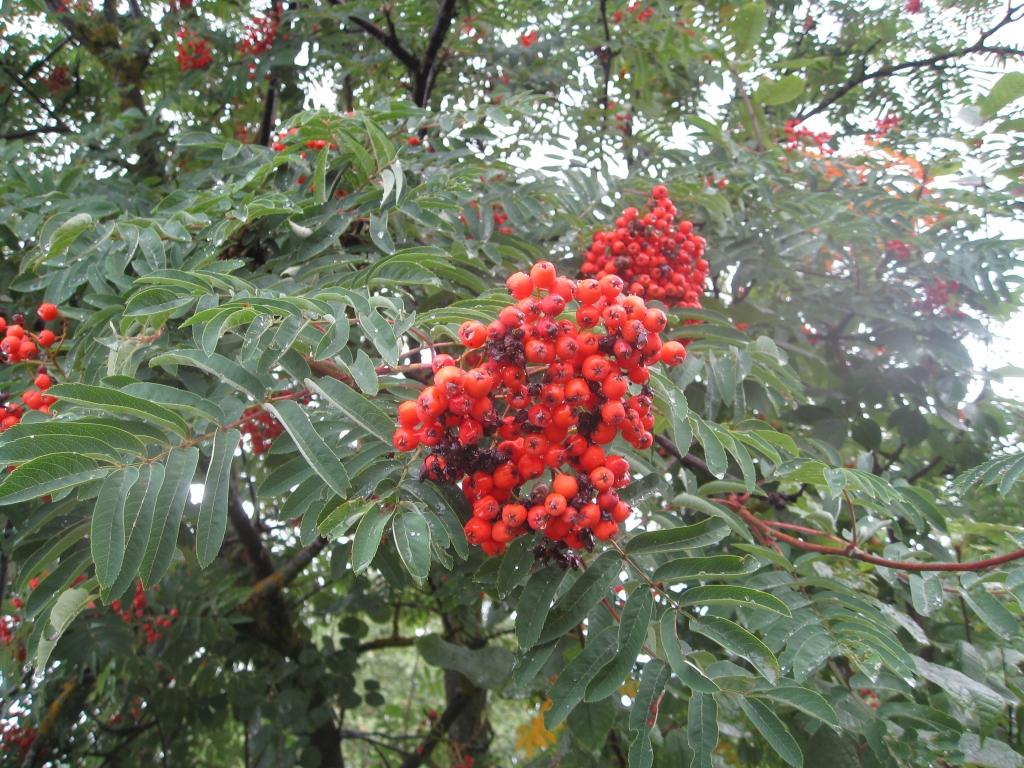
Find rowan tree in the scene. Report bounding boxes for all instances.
[2,1,1024,767]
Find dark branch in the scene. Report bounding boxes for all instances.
[354,635,417,654]
[257,77,278,147]
[398,692,472,768]
[347,15,421,74]
[228,470,275,579]
[798,6,1024,120]
[278,536,328,585]
[23,37,73,79]
[415,0,459,106]
[0,125,72,140]
[653,433,715,477]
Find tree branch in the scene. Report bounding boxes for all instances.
[415,0,459,107]
[0,125,73,140]
[732,501,1024,572]
[653,433,713,477]
[257,77,278,147]
[797,5,1024,120]
[347,15,421,75]
[355,635,417,653]
[398,691,472,768]
[228,471,275,580]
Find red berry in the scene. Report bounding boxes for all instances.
[37,304,59,322]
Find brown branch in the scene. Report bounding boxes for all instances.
[257,77,278,147]
[732,68,764,152]
[415,0,458,107]
[228,471,275,580]
[347,15,421,74]
[355,635,417,653]
[278,536,329,585]
[398,691,472,768]
[906,454,943,484]
[797,5,1024,120]
[653,433,713,477]
[733,502,1024,572]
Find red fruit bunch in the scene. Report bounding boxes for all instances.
[43,64,70,94]
[917,278,963,316]
[783,120,833,155]
[237,0,282,56]
[176,26,213,71]
[110,581,177,644]
[885,239,911,261]
[874,113,901,138]
[392,260,690,557]
[240,390,309,453]
[580,185,708,308]
[271,126,300,152]
[0,304,63,430]
[0,722,35,756]
[240,407,283,454]
[519,29,538,47]
[492,205,514,235]
[0,614,19,647]
[623,2,654,22]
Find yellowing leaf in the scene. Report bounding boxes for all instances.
[515,699,559,758]
[618,677,640,698]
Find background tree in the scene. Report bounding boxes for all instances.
[2,0,1024,767]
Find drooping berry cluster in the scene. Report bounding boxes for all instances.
[874,113,901,138]
[917,278,964,316]
[580,186,708,307]
[492,205,514,235]
[885,239,911,260]
[110,581,179,644]
[43,64,70,93]
[176,26,213,71]
[240,407,284,454]
[0,304,63,431]
[392,260,689,556]
[783,120,834,155]
[0,721,35,757]
[237,1,282,56]
[613,2,654,23]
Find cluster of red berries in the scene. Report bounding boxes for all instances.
[605,101,633,134]
[874,113,901,138]
[4,575,85,662]
[917,278,963,316]
[110,582,178,644]
[176,26,213,71]
[0,614,19,648]
[43,64,70,93]
[904,0,922,13]
[0,304,63,432]
[237,1,282,56]
[492,205,514,235]
[783,120,833,155]
[885,239,911,260]
[271,126,299,152]
[392,259,689,556]
[859,688,882,708]
[613,2,654,23]
[0,722,35,757]
[240,407,284,454]
[580,186,708,307]
[519,29,538,46]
